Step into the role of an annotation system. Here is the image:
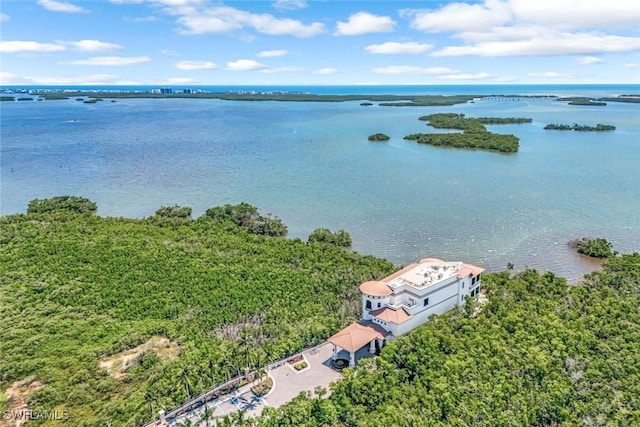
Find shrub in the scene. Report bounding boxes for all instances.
[27,196,97,214]
[204,203,287,236]
[308,228,352,247]
[571,237,614,258]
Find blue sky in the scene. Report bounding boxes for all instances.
[1,0,639,86]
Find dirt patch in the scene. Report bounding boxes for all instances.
[99,336,179,379]
[4,378,44,427]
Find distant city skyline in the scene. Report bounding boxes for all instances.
[1,0,639,86]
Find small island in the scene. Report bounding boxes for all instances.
[360,102,373,106]
[544,123,615,131]
[404,113,522,153]
[557,97,607,106]
[368,133,390,142]
[569,237,614,258]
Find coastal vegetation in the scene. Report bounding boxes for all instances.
[204,202,287,237]
[27,195,98,214]
[251,252,640,426]
[404,113,521,153]
[22,90,480,106]
[475,117,533,124]
[1,96,15,101]
[0,197,394,425]
[308,228,352,247]
[544,123,615,131]
[367,133,390,141]
[557,97,607,106]
[570,237,614,258]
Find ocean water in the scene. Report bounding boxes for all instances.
[1,85,639,279]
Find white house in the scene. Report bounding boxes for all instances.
[329,257,484,366]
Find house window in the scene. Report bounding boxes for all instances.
[423,298,429,306]
[377,302,381,308]
[462,282,465,289]
[366,300,372,310]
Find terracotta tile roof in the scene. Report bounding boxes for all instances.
[370,307,412,324]
[457,263,485,278]
[328,322,389,353]
[359,280,392,296]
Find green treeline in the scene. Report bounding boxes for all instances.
[250,253,640,426]
[404,113,521,153]
[308,228,352,247]
[475,117,533,124]
[544,123,616,131]
[557,97,607,106]
[27,91,479,106]
[0,199,394,426]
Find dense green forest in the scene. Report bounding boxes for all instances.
[3,197,639,426]
[0,199,394,426]
[404,113,521,153]
[247,253,640,426]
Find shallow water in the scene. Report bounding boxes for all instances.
[2,85,639,279]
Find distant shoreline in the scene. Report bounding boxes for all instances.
[1,89,639,105]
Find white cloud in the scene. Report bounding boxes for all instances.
[260,66,305,73]
[65,40,123,52]
[365,42,433,54]
[162,77,199,84]
[334,12,395,36]
[527,71,574,78]
[625,63,638,68]
[403,0,639,33]
[257,50,289,58]
[0,13,9,21]
[438,72,491,80]
[509,0,640,30]
[226,59,267,71]
[0,72,118,85]
[175,60,217,70]
[125,15,158,23]
[165,4,325,37]
[402,1,511,33]
[578,56,603,65]
[432,33,640,57]
[37,0,88,13]
[272,0,307,11]
[403,0,640,58]
[314,68,337,74]
[371,65,459,75]
[0,41,65,53]
[66,56,151,66]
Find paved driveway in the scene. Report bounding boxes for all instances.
[263,342,342,407]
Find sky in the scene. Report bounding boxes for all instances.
[1,0,639,86]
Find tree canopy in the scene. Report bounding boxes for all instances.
[204,202,287,237]
[308,228,352,248]
[0,197,393,426]
[249,253,640,426]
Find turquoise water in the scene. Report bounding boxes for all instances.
[1,85,639,279]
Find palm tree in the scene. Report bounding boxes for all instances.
[179,365,194,400]
[200,406,214,427]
